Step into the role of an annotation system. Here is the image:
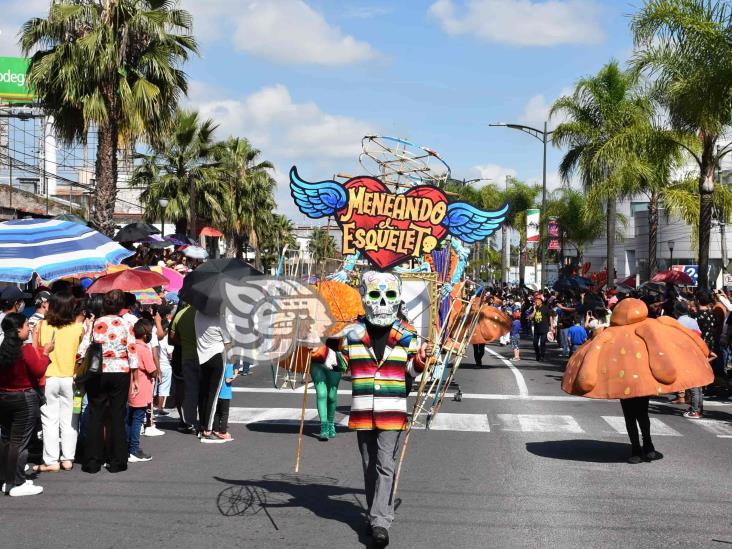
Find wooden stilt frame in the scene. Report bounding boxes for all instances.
[294,352,312,473]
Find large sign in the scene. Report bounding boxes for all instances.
[672,264,698,286]
[0,57,33,102]
[526,208,540,244]
[547,217,560,251]
[289,167,508,270]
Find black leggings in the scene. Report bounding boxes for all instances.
[0,390,40,487]
[198,353,225,432]
[213,399,230,433]
[473,344,485,365]
[620,397,654,455]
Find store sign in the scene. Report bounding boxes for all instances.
[672,264,698,285]
[0,57,33,102]
[289,167,508,270]
[526,208,540,244]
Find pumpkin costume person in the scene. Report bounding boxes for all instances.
[562,298,714,464]
[317,271,430,547]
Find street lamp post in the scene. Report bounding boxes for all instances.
[668,240,675,268]
[490,121,553,287]
[158,198,169,238]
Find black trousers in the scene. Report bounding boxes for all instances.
[533,331,547,360]
[213,399,230,433]
[0,389,40,487]
[473,344,486,366]
[83,372,130,473]
[198,353,225,432]
[620,397,654,455]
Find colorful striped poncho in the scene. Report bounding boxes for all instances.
[313,318,425,431]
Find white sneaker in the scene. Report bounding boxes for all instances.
[9,480,43,497]
[1,483,6,493]
[143,426,165,437]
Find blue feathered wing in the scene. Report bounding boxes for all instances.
[443,202,509,243]
[289,166,347,219]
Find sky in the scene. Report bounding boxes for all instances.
[0,0,640,223]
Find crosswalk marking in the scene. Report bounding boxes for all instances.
[693,418,732,438]
[497,414,584,433]
[601,416,682,437]
[159,407,730,439]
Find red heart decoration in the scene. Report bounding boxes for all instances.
[336,177,448,270]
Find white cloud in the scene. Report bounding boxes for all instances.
[472,164,517,186]
[188,82,376,161]
[184,0,377,66]
[428,0,605,47]
[518,86,574,128]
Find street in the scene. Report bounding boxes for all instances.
[4,338,731,549]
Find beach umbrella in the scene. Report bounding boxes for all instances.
[651,269,693,285]
[87,267,169,294]
[181,245,209,260]
[151,265,184,292]
[114,222,160,243]
[133,289,162,305]
[0,219,132,283]
[180,258,262,315]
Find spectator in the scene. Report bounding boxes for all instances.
[685,290,717,419]
[567,314,588,354]
[0,313,53,496]
[77,290,138,474]
[127,319,157,463]
[0,287,31,345]
[212,361,236,442]
[170,303,198,433]
[195,310,231,443]
[528,294,553,361]
[35,293,84,473]
[154,307,174,417]
[27,291,50,343]
[510,310,521,362]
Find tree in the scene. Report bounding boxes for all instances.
[308,226,336,266]
[22,0,197,236]
[215,137,276,264]
[259,214,297,272]
[551,61,651,287]
[502,179,540,284]
[631,0,732,288]
[132,110,222,236]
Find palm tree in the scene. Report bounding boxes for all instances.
[259,214,297,271]
[132,110,222,236]
[631,0,732,288]
[551,61,651,287]
[308,226,336,265]
[21,0,197,236]
[215,137,276,264]
[502,179,540,284]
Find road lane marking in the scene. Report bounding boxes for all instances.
[497,413,583,433]
[601,416,682,436]
[481,347,529,397]
[692,418,732,438]
[427,413,491,432]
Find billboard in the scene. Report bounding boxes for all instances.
[0,57,33,102]
[547,217,560,251]
[526,208,540,244]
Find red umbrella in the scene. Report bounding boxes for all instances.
[88,267,170,293]
[651,269,693,285]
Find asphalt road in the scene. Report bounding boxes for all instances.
[4,337,731,549]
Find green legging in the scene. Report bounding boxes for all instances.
[310,362,342,423]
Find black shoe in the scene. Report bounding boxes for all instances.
[364,522,372,536]
[627,455,643,464]
[644,450,663,461]
[372,526,389,547]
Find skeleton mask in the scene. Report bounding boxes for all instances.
[360,271,401,327]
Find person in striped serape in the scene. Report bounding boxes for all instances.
[317,271,432,548]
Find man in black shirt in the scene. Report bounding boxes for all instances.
[528,294,553,361]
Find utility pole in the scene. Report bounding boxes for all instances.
[502,176,511,285]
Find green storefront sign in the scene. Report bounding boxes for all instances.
[0,57,33,102]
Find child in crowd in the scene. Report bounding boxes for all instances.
[567,314,588,355]
[154,307,174,417]
[211,361,237,442]
[510,310,521,362]
[127,318,158,462]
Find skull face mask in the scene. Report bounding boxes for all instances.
[360,271,401,327]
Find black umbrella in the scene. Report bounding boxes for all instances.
[114,222,161,243]
[179,258,263,315]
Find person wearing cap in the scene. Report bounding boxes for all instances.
[0,287,32,346]
[528,293,554,362]
[27,291,51,343]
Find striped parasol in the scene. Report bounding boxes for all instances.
[0,219,133,283]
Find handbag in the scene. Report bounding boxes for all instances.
[76,320,103,384]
